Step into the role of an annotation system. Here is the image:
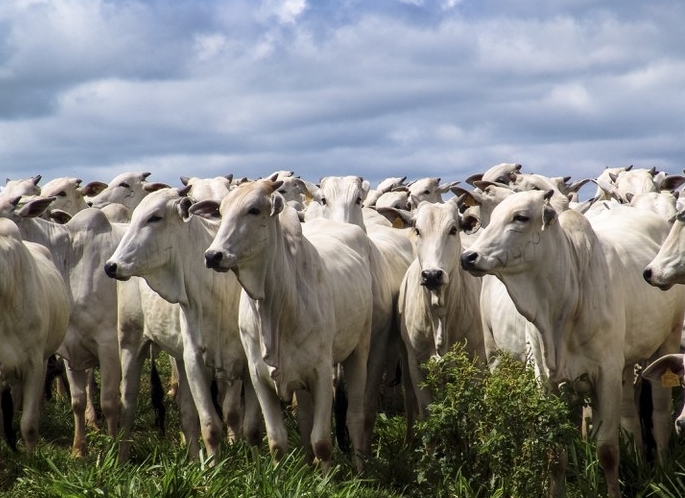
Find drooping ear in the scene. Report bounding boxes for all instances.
[143,182,171,193]
[49,209,72,224]
[15,197,55,218]
[460,209,481,234]
[177,196,194,221]
[375,206,414,228]
[270,192,285,217]
[81,181,108,197]
[360,179,371,201]
[642,354,685,383]
[541,190,557,230]
[188,199,221,220]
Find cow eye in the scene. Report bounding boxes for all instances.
[449,226,458,235]
[57,191,67,197]
[414,228,421,237]
[423,190,430,195]
[320,197,327,206]
[355,197,362,205]
[147,215,162,223]
[247,207,260,215]
[513,214,529,223]
[119,182,130,188]
[278,189,287,195]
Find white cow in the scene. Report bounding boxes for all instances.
[464,162,522,186]
[85,171,156,212]
[461,189,685,498]
[0,196,123,457]
[0,218,70,452]
[195,179,374,471]
[363,176,407,208]
[406,177,459,209]
[180,175,233,202]
[644,210,685,289]
[39,177,90,217]
[1,175,42,199]
[394,199,485,437]
[306,176,414,453]
[105,187,261,460]
[374,189,411,211]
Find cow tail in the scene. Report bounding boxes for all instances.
[1,386,17,452]
[333,368,350,453]
[149,355,166,436]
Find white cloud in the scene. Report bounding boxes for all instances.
[0,1,684,191]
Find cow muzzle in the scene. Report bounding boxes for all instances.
[103,261,131,281]
[204,249,233,272]
[460,250,486,277]
[643,267,674,291]
[420,269,446,291]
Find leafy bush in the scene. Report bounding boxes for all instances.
[412,345,576,497]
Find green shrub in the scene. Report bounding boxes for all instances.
[412,345,576,497]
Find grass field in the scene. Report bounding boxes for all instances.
[0,350,684,497]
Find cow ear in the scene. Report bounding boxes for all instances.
[16,197,55,218]
[375,206,414,228]
[81,181,108,197]
[271,193,285,217]
[177,196,193,221]
[642,354,685,382]
[360,179,371,201]
[460,212,481,235]
[188,199,221,220]
[49,209,72,224]
[542,190,557,230]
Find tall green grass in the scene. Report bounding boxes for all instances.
[1,349,685,497]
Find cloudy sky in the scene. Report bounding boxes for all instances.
[1,0,684,197]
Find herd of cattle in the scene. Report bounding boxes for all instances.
[3,164,685,495]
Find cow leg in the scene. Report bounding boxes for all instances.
[85,368,99,429]
[362,319,390,455]
[309,370,334,473]
[649,330,681,462]
[294,389,314,464]
[174,360,200,458]
[182,344,223,461]
[650,377,673,462]
[397,339,418,445]
[593,369,623,498]
[98,347,121,438]
[218,379,243,443]
[252,374,287,462]
[65,367,89,457]
[620,365,644,453]
[20,360,47,454]
[341,348,369,472]
[118,342,147,463]
[242,374,263,448]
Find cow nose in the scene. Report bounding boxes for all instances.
[104,261,118,278]
[643,267,653,283]
[460,251,478,270]
[205,250,224,269]
[421,269,445,290]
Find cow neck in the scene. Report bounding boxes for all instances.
[15,217,74,291]
[246,211,301,377]
[0,225,38,324]
[496,212,597,381]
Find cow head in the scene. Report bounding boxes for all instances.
[461,189,558,277]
